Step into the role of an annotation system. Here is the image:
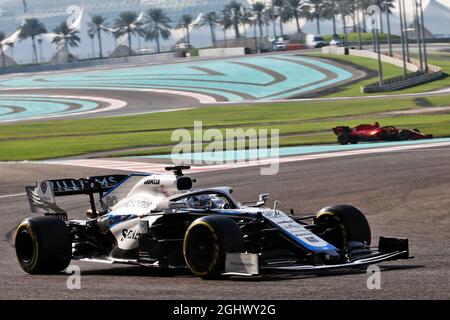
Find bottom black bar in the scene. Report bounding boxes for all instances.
[0,300,446,319]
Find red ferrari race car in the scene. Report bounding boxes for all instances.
[333,122,433,145]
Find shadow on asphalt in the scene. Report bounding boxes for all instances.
[230,264,426,282]
[75,264,425,282]
[79,266,190,278]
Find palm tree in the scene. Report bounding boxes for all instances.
[88,15,108,58]
[179,14,193,48]
[241,7,253,39]
[202,11,219,47]
[348,0,364,32]
[37,38,43,62]
[114,11,143,54]
[268,1,277,37]
[0,32,6,67]
[351,0,363,49]
[219,10,232,46]
[307,0,324,35]
[263,8,271,37]
[51,22,81,53]
[286,0,307,34]
[143,8,171,53]
[321,0,338,35]
[18,18,47,64]
[381,0,395,55]
[359,0,370,33]
[88,32,95,58]
[252,1,266,38]
[224,1,243,39]
[337,0,349,45]
[274,0,292,36]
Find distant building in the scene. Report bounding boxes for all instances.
[405,24,435,40]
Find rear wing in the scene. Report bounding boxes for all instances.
[332,126,351,136]
[25,175,129,218]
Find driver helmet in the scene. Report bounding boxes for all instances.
[210,195,226,209]
[187,195,211,208]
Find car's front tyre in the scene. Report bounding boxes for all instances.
[183,216,245,279]
[314,205,371,253]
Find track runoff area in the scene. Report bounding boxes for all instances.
[1,51,449,302]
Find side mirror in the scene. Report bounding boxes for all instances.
[254,193,270,207]
[240,193,270,208]
[259,193,269,203]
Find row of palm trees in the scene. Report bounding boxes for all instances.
[200,0,398,53]
[197,0,396,47]
[2,9,171,64]
[4,0,398,64]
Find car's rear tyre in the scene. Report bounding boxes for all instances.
[183,216,245,279]
[337,133,350,145]
[314,205,371,252]
[15,216,72,274]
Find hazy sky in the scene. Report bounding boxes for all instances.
[0,0,449,64]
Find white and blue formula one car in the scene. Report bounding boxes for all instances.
[15,166,411,278]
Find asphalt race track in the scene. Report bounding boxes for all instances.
[1,146,449,300]
[0,49,449,300]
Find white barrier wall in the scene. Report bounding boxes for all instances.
[348,49,420,72]
[322,46,420,72]
[321,46,348,55]
[199,47,246,58]
[321,47,442,93]
[0,52,179,75]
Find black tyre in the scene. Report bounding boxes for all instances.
[398,130,412,141]
[15,216,72,274]
[337,133,350,145]
[314,205,371,252]
[183,215,245,278]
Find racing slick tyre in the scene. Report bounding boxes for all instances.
[15,216,72,274]
[398,130,412,141]
[337,133,350,145]
[314,205,371,252]
[183,216,245,279]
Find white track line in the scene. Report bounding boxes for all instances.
[0,95,128,123]
[43,140,450,173]
[212,87,450,105]
[0,87,217,105]
[0,193,26,199]
[129,88,217,104]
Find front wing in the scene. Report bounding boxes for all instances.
[73,237,410,277]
